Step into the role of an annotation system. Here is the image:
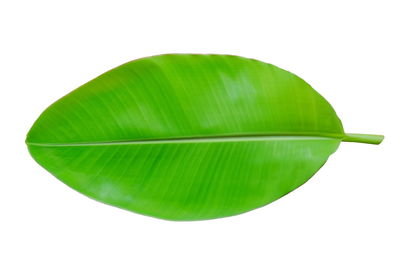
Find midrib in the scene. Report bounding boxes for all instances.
[27,132,346,147]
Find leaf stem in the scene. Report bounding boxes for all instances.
[342,133,384,145]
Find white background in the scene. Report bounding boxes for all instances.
[1,1,399,266]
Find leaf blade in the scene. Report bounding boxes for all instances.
[26,54,379,220]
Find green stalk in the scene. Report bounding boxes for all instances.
[342,133,384,145]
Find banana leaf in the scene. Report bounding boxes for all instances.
[26,54,383,221]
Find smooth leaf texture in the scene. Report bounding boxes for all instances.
[26,54,383,221]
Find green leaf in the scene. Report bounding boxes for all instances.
[26,54,384,221]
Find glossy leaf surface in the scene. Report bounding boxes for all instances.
[26,54,383,220]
